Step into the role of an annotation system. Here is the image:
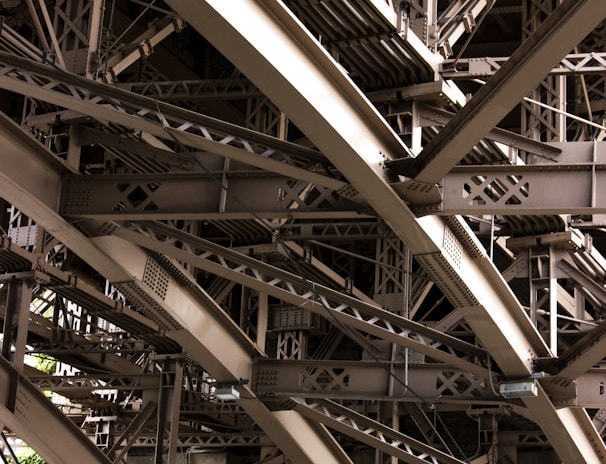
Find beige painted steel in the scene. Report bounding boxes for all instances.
[0,357,111,464]
[411,0,606,184]
[0,118,347,464]
[162,1,606,461]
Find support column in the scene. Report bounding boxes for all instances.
[1,279,33,370]
[521,0,566,160]
[373,238,408,464]
[528,246,559,355]
[154,357,184,464]
[257,292,268,353]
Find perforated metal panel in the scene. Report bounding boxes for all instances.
[142,256,169,301]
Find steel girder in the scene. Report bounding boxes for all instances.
[434,160,606,216]
[60,173,363,221]
[0,52,346,193]
[391,0,606,185]
[0,355,111,464]
[111,222,488,377]
[441,52,606,79]
[0,113,350,464]
[252,359,499,402]
[161,0,606,461]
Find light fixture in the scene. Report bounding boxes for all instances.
[499,379,538,398]
[211,378,248,401]
[214,386,240,401]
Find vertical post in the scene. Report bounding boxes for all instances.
[521,0,566,159]
[87,0,104,78]
[2,279,34,370]
[153,357,183,464]
[257,291,268,352]
[549,245,558,356]
[166,359,183,464]
[66,123,82,171]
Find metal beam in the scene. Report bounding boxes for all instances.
[120,78,263,102]
[392,0,606,185]
[538,318,606,381]
[430,163,606,216]
[441,52,606,79]
[417,105,561,160]
[294,398,466,464]
[98,17,186,83]
[0,115,349,464]
[253,359,499,403]
[162,1,606,461]
[61,173,362,221]
[0,355,111,464]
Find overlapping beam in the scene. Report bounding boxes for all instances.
[294,398,466,464]
[0,52,343,192]
[162,1,606,461]
[113,222,488,376]
[390,0,606,185]
[0,355,111,464]
[0,113,349,464]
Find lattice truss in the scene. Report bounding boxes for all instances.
[1,1,606,464]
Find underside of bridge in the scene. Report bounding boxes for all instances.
[1,1,606,463]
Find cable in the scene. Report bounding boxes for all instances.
[487,354,504,398]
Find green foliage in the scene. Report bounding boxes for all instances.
[18,451,45,464]
[31,353,56,375]
[5,449,45,464]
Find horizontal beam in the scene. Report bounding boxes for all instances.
[120,78,263,102]
[405,0,606,184]
[253,360,499,402]
[430,163,606,215]
[128,432,271,448]
[441,52,606,79]
[61,173,363,221]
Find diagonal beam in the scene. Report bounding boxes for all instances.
[294,398,466,464]
[538,318,606,381]
[107,401,158,463]
[98,17,186,83]
[112,222,488,376]
[0,113,349,464]
[162,1,606,461]
[0,356,111,464]
[0,52,344,192]
[394,0,606,184]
